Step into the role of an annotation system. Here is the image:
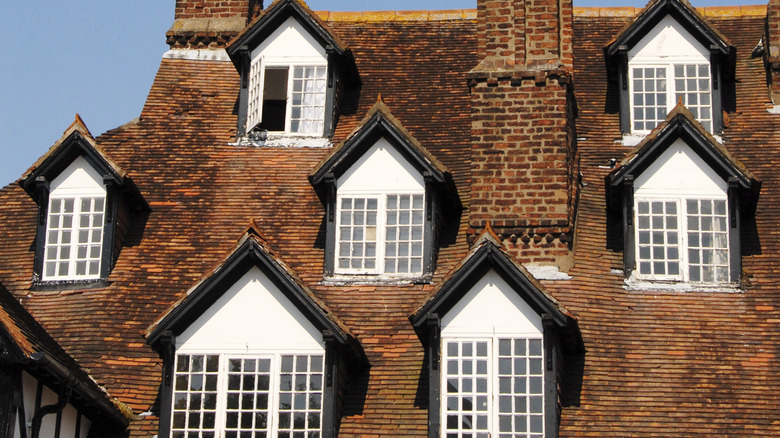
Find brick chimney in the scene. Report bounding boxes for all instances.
[469,0,578,270]
[766,0,780,103]
[167,0,264,49]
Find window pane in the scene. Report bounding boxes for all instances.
[171,355,220,436]
[442,340,490,436]
[632,67,667,131]
[673,63,712,132]
[43,196,105,280]
[277,355,324,436]
[336,197,379,272]
[635,200,681,279]
[686,199,729,283]
[290,65,327,134]
[385,194,425,275]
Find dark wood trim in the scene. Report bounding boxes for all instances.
[322,332,338,438]
[236,46,251,138]
[426,315,440,438]
[157,331,176,438]
[101,178,118,280]
[32,178,50,283]
[543,317,559,438]
[0,364,19,438]
[728,178,742,284]
[622,175,635,278]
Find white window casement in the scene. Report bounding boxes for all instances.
[441,337,545,438]
[171,353,324,438]
[247,59,328,136]
[635,197,729,283]
[41,156,107,282]
[630,63,712,133]
[336,193,425,275]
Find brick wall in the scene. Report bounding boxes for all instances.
[470,0,577,267]
[174,0,262,21]
[767,0,780,103]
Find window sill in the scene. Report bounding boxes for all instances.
[31,278,110,292]
[624,277,741,293]
[322,273,432,286]
[232,134,331,148]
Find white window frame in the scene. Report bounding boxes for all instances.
[42,194,106,281]
[441,336,545,438]
[334,191,425,276]
[634,195,730,284]
[629,62,712,134]
[246,58,328,137]
[171,351,325,438]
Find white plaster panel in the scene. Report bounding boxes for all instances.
[628,15,709,63]
[634,139,727,198]
[50,156,106,197]
[176,266,324,353]
[79,415,91,438]
[441,269,543,337]
[61,403,79,438]
[251,17,327,64]
[337,138,425,193]
[38,384,58,438]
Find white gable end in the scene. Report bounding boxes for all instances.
[441,269,543,337]
[337,138,425,193]
[634,139,727,198]
[50,156,105,197]
[251,16,327,64]
[628,15,709,63]
[176,266,324,353]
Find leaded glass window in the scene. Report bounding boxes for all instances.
[43,196,105,280]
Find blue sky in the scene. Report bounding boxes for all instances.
[0,0,765,186]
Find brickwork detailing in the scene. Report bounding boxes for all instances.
[168,0,263,48]
[767,0,780,103]
[476,0,572,70]
[469,74,578,267]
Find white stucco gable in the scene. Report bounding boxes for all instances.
[337,138,425,194]
[634,138,727,198]
[628,15,709,64]
[176,266,324,353]
[50,156,106,197]
[441,269,543,338]
[251,16,327,65]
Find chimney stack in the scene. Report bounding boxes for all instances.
[167,0,264,49]
[469,0,578,270]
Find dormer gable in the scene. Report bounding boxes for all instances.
[227,0,358,143]
[605,0,734,135]
[146,224,364,438]
[410,228,579,438]
[310,101,459,278]
[19,116,146,285]
[608,105,758,286]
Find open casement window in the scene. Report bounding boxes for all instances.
[607,106,758,288]
[336,193,425,275]
[310,101,459,280]
[146,234,365,438]
[228,0,360,141]
[20,116,147,286]
[605,0,733,135]
[410,236,581,438]
[171,353,324,437]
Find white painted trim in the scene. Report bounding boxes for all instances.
[163,49,231,62]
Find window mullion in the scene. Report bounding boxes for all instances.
[666,65,675,116]
[285,66,294,134]
[377,195,387,275]
[679,199,689,283]
[269,353,280,437]
[216,354,229,437]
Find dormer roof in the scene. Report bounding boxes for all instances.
[605,0,733,58]
[309,100,459,207]
[227,0,349,61]
[145,223,363,362]
[410,225,575,334]
[608,103,758,193]
[19,115,147,210]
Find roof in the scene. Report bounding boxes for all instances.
[0,3,778,437]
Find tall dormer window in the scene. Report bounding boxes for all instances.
[20,115,147,286]
[227,0,359,144]
[605,0,733,136]
[43,157,106,280]
[309,102,459,280]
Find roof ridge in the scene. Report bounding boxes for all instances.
[573,4,766,18]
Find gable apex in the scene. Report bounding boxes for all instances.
[609,103,756,192]
[227,0,347,61]
[605,0,732,58]
[145,229,356,352]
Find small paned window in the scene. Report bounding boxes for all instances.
[442,338,544,438]
[43,196,105,280]
[171,353,324,438]
[631,64,712,133]
[636,198,729,283]
[248,63,327,136]
[336,194,424,275]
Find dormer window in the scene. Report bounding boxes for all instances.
[227,0,359,143]
[608,106,758,289]
[309,101,460,280]
[606,0,733,136]
[20,115,147,286]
